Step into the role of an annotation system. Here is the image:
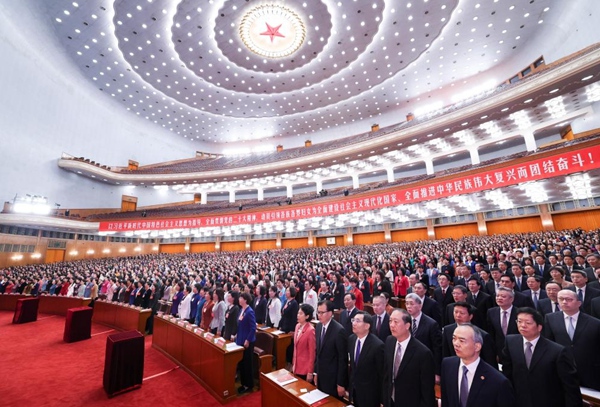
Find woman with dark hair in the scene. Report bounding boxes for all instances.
[236,292,256,394]
[279,286,299,333]
[170,281,184,317]
[253,285,267,325]
[210,287,226,336]
[223,291,240,341]
[332,273,345,310]
[266,285,282,328]
[200,289,214,331]
[292,304,316,382]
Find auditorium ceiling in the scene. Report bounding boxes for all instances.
[31,0,582,149]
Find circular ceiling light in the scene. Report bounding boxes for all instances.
[239,4,306,59]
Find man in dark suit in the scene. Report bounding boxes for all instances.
[568,269,600,314]
[544,289,600,391]
[314,300,348,399]
[405,293,442,377]
[467,277,491,331]
[485,268,503,299]
[501,307,581,407]
[444,285,467,327]
[440,324,514,407]
[499,274,535,309]
[486,287,519,363]
[592,296,600,319]
[533,254,551,281]
[442,302,498,370]
[587,266,600,290]
[537,281,562,318]
[522,275,547,309]
[583,254,600,282]
[433,273,454,311]
[348,311,385,407]
[370,294,392,342]
[382,308,436,407]
[340,292,358,338]
[510,264,526,292]
[414,282,442,327]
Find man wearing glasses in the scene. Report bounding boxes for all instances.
[347,311,384,407]
[544,290,600,391]
[314,300,348,399]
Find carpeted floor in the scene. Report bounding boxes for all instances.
[0,311,261,407]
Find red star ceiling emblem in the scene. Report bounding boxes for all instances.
[260,23,285,42]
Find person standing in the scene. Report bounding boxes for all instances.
[347,311,384,407]
[502,307,581,407]
[266,286,282,328]
[382,308,436,407]
[292,304,316,382]
[314,300,348,399]
[440,324,514,407]
[236,292,256,394]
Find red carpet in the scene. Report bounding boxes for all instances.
[0,311,261,407]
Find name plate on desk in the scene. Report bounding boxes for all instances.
[270,330,285,335]
[204,332,215,340]
[269,369,298,386]
[177,321,186,327]
[185,324,194,331]
[194,328,204,336]
[214,337,226,347]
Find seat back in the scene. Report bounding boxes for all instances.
[254,331,274,356]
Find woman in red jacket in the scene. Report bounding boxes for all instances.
[292,303,316,382]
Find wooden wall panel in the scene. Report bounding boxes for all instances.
[281,238,309,249]
[251,240,277,251]
[220,241,246,252]
[486,216,543,235]
[435,223,479,239]
[353,232,386,245]
[552,209,600,231]
[391,228,428,242]
[46,249,65,263]
[159,244,186,254]
[316,236,345,247]
[190,243,215,253]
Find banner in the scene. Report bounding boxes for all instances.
[99,145,600,232]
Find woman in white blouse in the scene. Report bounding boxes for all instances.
[266,285,282,328]
[178,285,193,320]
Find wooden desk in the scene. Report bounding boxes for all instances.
[93,300,152,335]
[257,326,293,370]
[38,295,91,316]
[260,370,346,407]
[0,294,25,311]
[0,294,90,316]
[153,315,244,404]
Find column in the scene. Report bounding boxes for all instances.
[308,230,315,247]
[315,180,323,194]
[469,147,480,165]
[383,224,392,243]
[257,187,264,201]
[276,233,282,248]
[476,212,488,235]
[200,191,207,204]
[286,184,293,198]
[426,218,435,240]
[386,167,395,183]
[538,204,555,231]
[425,159,434,175]
[346,227,353,245]
[523,131,537,152]
[229,190,235,203]
[352,174,360,189]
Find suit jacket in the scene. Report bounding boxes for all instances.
[292,322,316,376]
[382,336,436,407]
[486,307,519,363]
[544,311,600,391]
[279,298,298,333]
[567,285,600,314]
[512,291,535,309]
[441,323,498,370]
[587,280,600,291]
[370,312,392,342]
[444,303,456,327]
[501,335,581,407]
[453,276,467,288]
[252,296,267,325]
[223,304,240,341]
[433,286,455,311]
[440,357,514,407]
[340,307,359,339]
[537,298,561,318]
[513,275,526,292]
[591,296,600,319]
[521,289,547,304]
[314,319,348,397]
[412,313,442,375]
[467,291,492,331]
[485,281,501,298]
[235,305,256,346]
[421,296,442,327]
[348,333,384,407]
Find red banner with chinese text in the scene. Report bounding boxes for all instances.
[99,145,600,232]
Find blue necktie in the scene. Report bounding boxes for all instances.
[460,366,469,407]
[355,339,361,365]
